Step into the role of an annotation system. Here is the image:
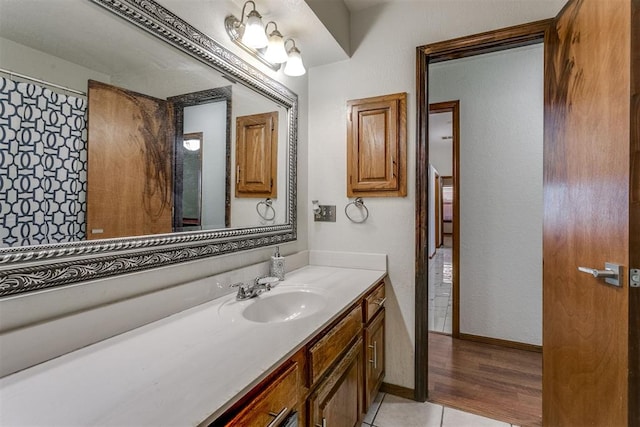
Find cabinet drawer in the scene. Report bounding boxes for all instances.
[308,304,362,384]
[225,362,299,427]
[364,281,386,323]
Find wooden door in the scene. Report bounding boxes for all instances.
[235,111,278,198]
[543,0,639,425]
[87,80,173,239]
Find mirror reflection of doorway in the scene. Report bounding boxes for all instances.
[181,132,203,229]
[428,105,458,336]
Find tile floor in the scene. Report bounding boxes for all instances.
[428,241,453,334]
[362,393,520,427]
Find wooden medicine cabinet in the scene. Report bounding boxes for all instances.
[347,92,407,197]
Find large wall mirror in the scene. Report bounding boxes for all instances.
[0,0,298,297]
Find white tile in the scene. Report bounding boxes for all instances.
[442,407,510,427]
[373,394,443,427]
[363,392,385,424]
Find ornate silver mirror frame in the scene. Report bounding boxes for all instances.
[0,0,298,298]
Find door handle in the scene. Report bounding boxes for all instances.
[577,262,622,287]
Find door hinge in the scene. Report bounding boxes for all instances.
[631,269,640,288]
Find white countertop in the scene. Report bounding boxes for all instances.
[0,265,386,426]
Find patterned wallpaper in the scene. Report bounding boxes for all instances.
[0,76,87,247]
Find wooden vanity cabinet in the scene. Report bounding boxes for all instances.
[211,279,386,427]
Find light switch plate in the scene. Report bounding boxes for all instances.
[314,205,336,222]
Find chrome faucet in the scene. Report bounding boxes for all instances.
[231,277,274,301]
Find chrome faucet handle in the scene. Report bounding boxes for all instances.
[231,282,249,299]
[254,276,273,291]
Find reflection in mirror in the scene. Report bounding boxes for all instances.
[181,132,204,229]
[0,0,291,248]
[0,0,297,297]
[169,86,232,232]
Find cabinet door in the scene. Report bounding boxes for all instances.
[235,111,278,198]
[309,337,363,427]
[364,308,385,409]
[346,93,406,197]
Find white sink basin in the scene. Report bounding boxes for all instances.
[240,289,327,323]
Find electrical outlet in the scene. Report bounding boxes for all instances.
[314,205,336,222]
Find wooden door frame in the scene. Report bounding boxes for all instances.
[414,19,552,402]
[429,102,460,338]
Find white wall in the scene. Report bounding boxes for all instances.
[183,101,227,229]
[430,45,544,346]
[308,0,563,388]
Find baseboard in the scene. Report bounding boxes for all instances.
[380,382,415,400]
[458,333,542,353]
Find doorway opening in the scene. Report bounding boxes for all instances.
[415,19,550,424]
[428,102,459,337]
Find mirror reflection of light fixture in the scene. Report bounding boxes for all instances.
[283,39,306,76]
[225,1,306,76]
[183,138,201,151]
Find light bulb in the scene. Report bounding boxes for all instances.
[241,10,268,49]
[264,30,288,64]
[283,46,306,76]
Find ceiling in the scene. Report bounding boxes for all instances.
[343,0,392,12]
[0,0,354,85]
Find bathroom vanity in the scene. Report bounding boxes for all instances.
[0,264,386,426]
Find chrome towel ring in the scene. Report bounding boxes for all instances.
[256,198,276,221]
[345,197,369,223]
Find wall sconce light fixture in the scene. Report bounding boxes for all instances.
[225,1,306,76]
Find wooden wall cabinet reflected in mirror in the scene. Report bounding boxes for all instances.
[235,111,278,198]
[347,92,407,197]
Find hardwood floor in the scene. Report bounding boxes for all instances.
[428,332,542,426]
